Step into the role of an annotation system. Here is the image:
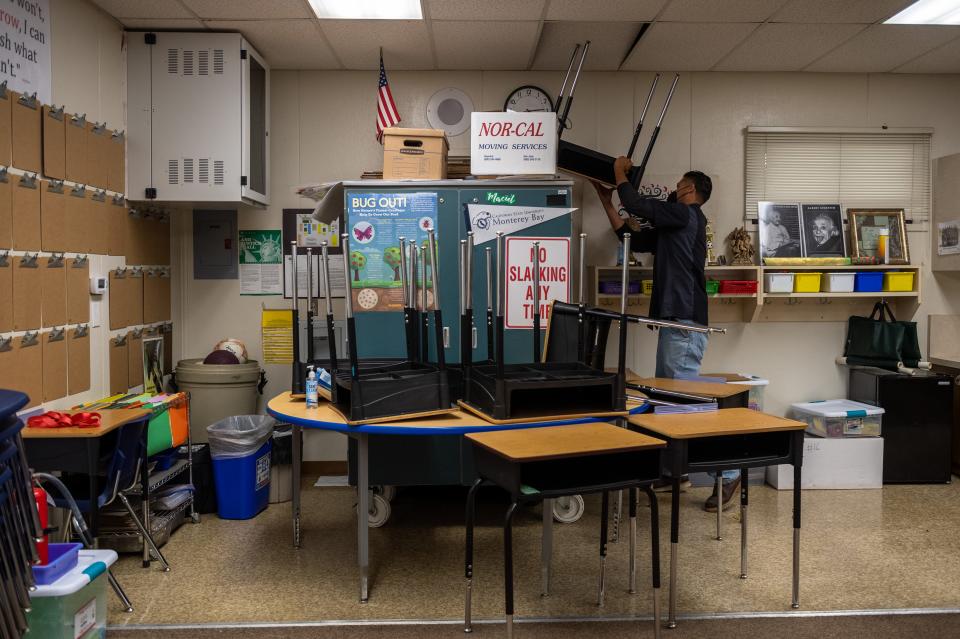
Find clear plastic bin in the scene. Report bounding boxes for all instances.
[791,399,884,438]
[26,549,116,639]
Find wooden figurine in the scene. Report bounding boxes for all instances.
[726,226,755,265]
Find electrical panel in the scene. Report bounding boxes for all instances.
[127,32,270,206]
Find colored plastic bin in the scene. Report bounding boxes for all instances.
[705,280,719,295]
[883,271,914,292]
[793,272,822,293]
[211,439,272,519]
[719,280,757,295]
[641,279,653,295]
[27,549,116,639]
[854,272,883,292]
[32,543,82,585]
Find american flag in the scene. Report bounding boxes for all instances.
[376,51,401,143]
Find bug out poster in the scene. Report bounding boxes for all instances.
[344,192,438,312]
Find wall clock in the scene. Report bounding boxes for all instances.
[504,85,553,113]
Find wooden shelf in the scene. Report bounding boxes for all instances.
[762,265,920,271]
[764,291,917,298]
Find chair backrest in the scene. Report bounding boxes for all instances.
[104,419,148,503]
[543,301,612,369]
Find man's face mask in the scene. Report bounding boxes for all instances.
[666,190,678,203]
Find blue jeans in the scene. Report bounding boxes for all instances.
[656,322,739,482]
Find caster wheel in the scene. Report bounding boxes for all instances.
[552,495,585,524]
[368,494,392,528]
[374,485,397,502]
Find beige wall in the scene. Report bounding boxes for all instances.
[173,68,960,461]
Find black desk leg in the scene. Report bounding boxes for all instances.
[667,477,680,629]
[141,427,151,568]
[85,439,98,545]
[598,491,609,606]
[464,478,482,633]
[792,462,801,609]
[740,466,749,580]
[504,501,519,639]
[628,487,638,594]
[645,485,662,639]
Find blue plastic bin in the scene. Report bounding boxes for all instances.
[212,439,271,519]
[854,272,883,292]
[32,543,82,585]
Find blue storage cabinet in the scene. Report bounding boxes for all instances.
[342,179,575,490]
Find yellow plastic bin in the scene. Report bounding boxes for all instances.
[641,279,653,295]
[883,271,914,292]
[793,272,822,293]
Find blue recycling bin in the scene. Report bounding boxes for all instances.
[207,416,275,520]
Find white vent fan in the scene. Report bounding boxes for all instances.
[426,88,473,137]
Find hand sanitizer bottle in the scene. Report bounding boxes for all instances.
[305,367,319,409]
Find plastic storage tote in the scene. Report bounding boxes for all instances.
[793,272,822,293]
[883,271,914,292]
[705,280,719,295]
[719,280,757,295]
[790,399,884,438]
[854,272,883,292]
[822,272,855,292]
[764,272,794,293]
[598,280,641,295]
[641,279,654,295]
[207,415,275,519]
[26,549,116,639]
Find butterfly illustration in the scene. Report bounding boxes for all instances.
[353,224,374,242]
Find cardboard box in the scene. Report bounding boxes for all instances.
[383,128,448,180]
[766,436,884,490]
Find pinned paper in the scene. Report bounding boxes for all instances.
[261,309,293,364]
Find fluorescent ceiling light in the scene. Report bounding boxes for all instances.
[885,0,960,24]
[308,0,423,20]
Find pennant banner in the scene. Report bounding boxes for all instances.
[465,204,575,245]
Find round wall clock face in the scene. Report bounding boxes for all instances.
[504,85,553,113]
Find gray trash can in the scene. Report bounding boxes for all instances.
[174,359,265,443]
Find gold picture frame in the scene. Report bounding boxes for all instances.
[847,209,910,265]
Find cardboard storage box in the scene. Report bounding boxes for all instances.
[383,128,448,179]
[766,436,884,490]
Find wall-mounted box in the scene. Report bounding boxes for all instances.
[127,32,269,206]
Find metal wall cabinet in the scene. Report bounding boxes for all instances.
[126,32,270,206]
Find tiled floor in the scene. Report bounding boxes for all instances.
[106,479,960,626]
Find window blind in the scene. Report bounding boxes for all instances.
[744,130,931,224]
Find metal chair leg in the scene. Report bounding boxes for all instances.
[108,570,134,612]
[118,494,169,571]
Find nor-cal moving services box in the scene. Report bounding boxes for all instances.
[766,436,884,490]
[382,128,448,179]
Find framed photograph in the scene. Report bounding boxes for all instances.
[800,204,846,257]
[143,337,164,395]
[758,202,802,259]
[848,209,910,265]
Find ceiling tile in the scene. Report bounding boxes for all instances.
[204,20,341,69]
[180,0,310,20]
[806,25,960,72]
[532,22,644,71]
[659,0,790,22]
[772,0,914,24]
[432,21,540,70]
[90,0,194,19]
[425,0,546,21]
[895,36,960,73]
[622,22,757,71]
[121,18,207,29]
[546,0,667,22]
[713,23,863,71]
[319,20,433,69]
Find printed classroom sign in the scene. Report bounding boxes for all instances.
[345,191,438,312]
[0,0,51,102]
[239,230,283,295]
[504,237,570,329]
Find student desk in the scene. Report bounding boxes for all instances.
[22,408,152,540]
[465,423,666,639]
[627,376,750,409]
[267,392,650,603]
[627,408,806,628]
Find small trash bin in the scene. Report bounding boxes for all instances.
[269,425,293,504]
[207,415,275,520]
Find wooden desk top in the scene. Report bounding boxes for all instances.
[628,407,805,440]
[21,409,151,439]
[268,392,649,435]
[628,376,748,399]
[466,422,665,462]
